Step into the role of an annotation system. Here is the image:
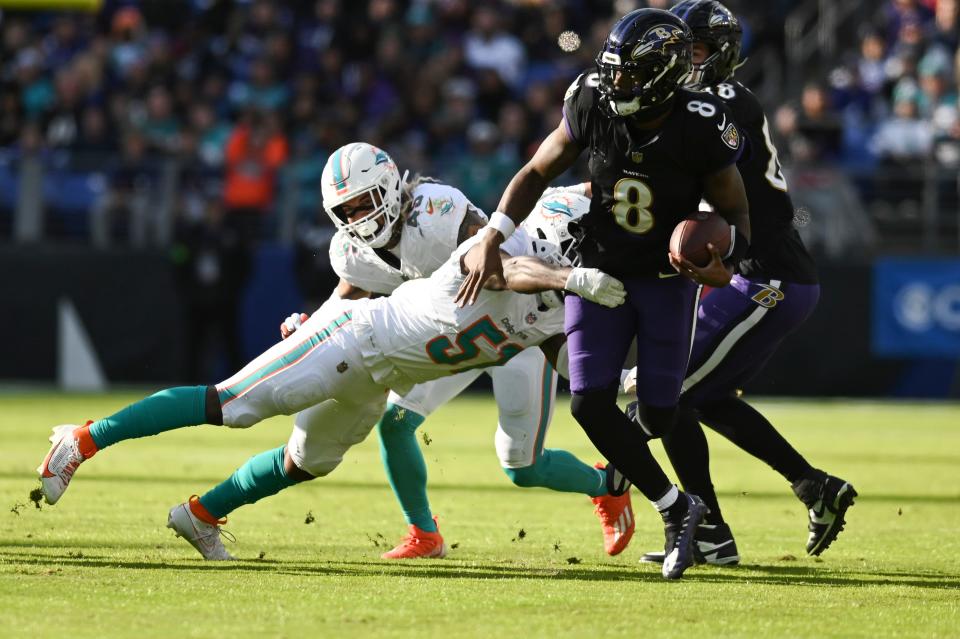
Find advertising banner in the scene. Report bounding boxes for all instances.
[873,258,960,357]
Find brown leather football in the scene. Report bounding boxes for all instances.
[669,211,732,267]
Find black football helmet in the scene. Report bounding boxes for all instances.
[669,0,742,89]
[595,8,693,118]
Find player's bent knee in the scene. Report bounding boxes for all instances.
[221,411,261,429]
[283,447,316,482]
[296,456,341,478]
[221,394,286,429]
[495,425,533,469]
[635,403,677,439]
[502,464,541,488]
[569,386,617,430]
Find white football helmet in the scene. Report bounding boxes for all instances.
[521,186,591,266]
[321,142,404,248]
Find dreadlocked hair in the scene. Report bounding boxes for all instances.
[400,174,441,220]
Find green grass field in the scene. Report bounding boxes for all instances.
[1,392,958,638]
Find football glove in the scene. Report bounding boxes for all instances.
[280,312,308,339]
[564,267,626,308]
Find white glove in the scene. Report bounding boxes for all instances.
[621,367,638,394]
[564,267,626,308]
[281,312,306,338]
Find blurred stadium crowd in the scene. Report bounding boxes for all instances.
[0,0,956,247]
[0,0,764,239]
[778,0,960,169]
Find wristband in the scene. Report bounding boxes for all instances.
[487,211,516,241]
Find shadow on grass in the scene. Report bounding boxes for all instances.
[2,550,958,591]
[2,472,959,503]
[689,562,960,590]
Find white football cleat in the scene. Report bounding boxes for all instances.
[37,424,88,505]
[167,498,236,561]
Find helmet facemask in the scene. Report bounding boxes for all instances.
[596,52,691,116]
[687,37,741,89]
[329,185,397,248]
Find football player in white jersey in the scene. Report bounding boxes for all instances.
[36,203,626,563]
[283,144,636,558]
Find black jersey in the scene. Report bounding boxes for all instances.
[705,81,818,284]
[562,71,742,279]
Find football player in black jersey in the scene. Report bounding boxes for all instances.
[457,8,752,579]
[623,0,857,565]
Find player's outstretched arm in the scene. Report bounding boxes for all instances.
[280,278,371,339]
[495,254,625,308]
[456,121,583,307]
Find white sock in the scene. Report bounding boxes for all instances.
[651,484,680,512]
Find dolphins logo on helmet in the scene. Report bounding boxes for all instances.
[521,188,591,266]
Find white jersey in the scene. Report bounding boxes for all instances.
[328,181,483,295]
[352,230,565,395]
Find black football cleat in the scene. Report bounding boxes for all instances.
[661,492,709,579]
[792,470,858,556]
[641,521,741,566]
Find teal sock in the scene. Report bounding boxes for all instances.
[377,403,436,532]
[503,449,607,497]
[198,445,299,519]
[88,386,208,450]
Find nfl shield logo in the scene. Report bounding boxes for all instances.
[525,313,537,325]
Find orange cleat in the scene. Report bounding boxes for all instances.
[591,463,635,556]
[381,517,448,559]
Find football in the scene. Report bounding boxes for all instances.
[669,211,732,267]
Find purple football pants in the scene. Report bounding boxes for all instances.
[682,274,820,406]
[565,275,698,405]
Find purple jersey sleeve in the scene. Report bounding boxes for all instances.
[562,71,596,145]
